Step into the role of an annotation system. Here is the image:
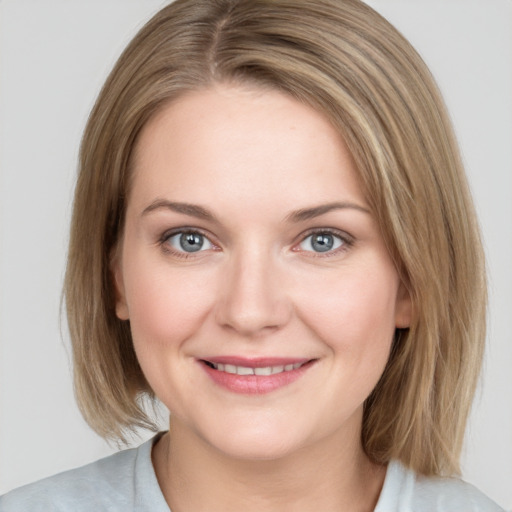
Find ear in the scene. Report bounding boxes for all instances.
[395,282,412,328]
[110,248,130,321]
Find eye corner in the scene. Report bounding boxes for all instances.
[294,229,354,256]
[160,228,219,257]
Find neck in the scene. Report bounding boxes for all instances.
[152,415,386,512]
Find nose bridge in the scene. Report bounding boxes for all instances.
[216,242,290,336]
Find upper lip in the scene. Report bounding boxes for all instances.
[200,356,313,368]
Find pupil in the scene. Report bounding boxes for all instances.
[312,234,333,252]
[180,233,203,252]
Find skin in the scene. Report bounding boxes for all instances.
[113,83,411,512]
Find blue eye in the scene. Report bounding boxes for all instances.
[299,232,345,253]
[167,232,213,253]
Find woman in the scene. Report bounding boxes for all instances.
[0,0,504,510]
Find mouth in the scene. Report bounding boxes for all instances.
[199,357,316,394]
[202,360,307,375]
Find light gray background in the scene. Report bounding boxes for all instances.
[1,0,511,508]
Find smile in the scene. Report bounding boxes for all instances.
[205,361,305,375]
[200,358,315,394]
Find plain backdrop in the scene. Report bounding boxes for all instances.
[0,0,511,508]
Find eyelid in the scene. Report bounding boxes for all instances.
[157,226,353,258]
[169,232,213,252]
[293,228,354,255]
[159,227,219,256]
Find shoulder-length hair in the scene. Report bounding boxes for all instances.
[65,0,486,476]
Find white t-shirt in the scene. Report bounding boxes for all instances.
[0,434,504,511]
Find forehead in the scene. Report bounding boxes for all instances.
[129,84,366,214]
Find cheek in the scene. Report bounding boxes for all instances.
[295,265,399,357]
[122,258,218,404]
[122,257,215,353]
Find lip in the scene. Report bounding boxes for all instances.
[204,356,311,367]
[198,356,316,394]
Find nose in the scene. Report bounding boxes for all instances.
[215,248,292,337]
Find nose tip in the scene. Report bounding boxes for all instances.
[221,299,289,337]
[215,258,291,337]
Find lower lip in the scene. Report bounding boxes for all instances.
[200,361,314,394]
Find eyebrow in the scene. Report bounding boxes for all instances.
[141,199,370,223]
[141,200,216,221]
[285,201,371,222]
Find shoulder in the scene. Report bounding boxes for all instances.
[376,460,505,512]
[0,436,167,512]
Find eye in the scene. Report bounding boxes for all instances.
[166,231,213,253]
[298,231,347,253]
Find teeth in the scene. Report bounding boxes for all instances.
[210,362,305,375]
[225,364,237,374]
[237,366,254,376]
[254,367,272,376]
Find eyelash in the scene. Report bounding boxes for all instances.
[158,228,354,259]
[295,228,354,257]
[159,228,218,259]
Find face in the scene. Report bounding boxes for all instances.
[114,84,411,460]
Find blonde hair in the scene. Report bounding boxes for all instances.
[65,0,486,476]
